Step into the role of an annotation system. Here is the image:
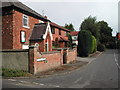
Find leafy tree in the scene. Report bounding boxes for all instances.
[80,16,100,41]
[98,21,113,46]
[67,34,73,48]
[64,23,75,31]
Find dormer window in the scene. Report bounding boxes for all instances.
[23,15,29,28]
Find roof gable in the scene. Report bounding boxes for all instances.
[30,22,53,41]
[1,0,49,21]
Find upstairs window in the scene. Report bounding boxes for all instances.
[23,15,29,28]
[51,27,55,34]
[73,36,77,40]
[59,30,61,35]
[65,32,68,36]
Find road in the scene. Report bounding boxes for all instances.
[2,49,119,88]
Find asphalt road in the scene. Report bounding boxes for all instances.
[2,49,119,88]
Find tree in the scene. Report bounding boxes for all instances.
[80,16,100,41]
[64,23,75,31]
[67,34,73,48]
[98,21,113,47]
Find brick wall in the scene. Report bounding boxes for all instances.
[29,46,76,74]
[29,46,63,74]
[66,48,77,63]
[2,10,14,49]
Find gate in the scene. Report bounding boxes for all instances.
[63,51,67,64]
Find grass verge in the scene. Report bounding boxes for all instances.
[1,68,31,77]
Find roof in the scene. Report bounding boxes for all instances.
[50,22,70,32]
[70,31,79,36]
[59,37,69,42]
[30,23,47,41]
[1,0,48,21]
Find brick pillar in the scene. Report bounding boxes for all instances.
[28,45,35,74]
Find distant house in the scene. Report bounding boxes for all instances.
[70,31,79,46]
[2,1,49,49]
[117,33,120,40]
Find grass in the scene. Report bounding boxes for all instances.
[1,68,31,77]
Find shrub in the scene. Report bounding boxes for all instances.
[97,44,105,52]
[117,40,120,49]
[77,30,92,57]
[92,36,97,53]
[90,36,97,53]
[106,41,116,49]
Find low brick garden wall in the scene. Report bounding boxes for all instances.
[29,46,77,74]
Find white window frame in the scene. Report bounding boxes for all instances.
[23,14,29,28]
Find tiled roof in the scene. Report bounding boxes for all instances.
[1,0,49,21]
[70,31,79,36]
[30,23,47,41]
[59,37,69,42]
[50,22,70,32]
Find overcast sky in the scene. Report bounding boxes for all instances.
[19,0,119,36]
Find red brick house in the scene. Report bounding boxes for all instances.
[29,21,70,52]
[2,1,48,49]
[2,1,70,51]
[50,22,70,48]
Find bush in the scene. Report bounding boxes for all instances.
[91,36,97,53]
[106,41,116,49]
[117,40,120,49]
[97,44,105,52]
[77,30,92,57]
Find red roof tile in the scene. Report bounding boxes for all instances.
[50,22,70,32]
[70,31,79,36]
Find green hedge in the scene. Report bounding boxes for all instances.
[77,30,92,57]
[91,36,97,53]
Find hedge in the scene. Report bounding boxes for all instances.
[77,30,92,57]
[91,36,97,53]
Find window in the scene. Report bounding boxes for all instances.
[59,30,61,35]
[51,27,55,34]
[23,15,29,28]
[20,31,26,43]
[73,36,77,40]
[65,32,68,36]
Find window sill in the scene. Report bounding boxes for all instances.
[23,26,30,29]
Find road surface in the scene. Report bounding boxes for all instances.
[2,49,119,88]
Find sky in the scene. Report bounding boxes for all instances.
[19,0,119,36]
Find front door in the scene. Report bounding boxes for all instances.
[45,42,49,52]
